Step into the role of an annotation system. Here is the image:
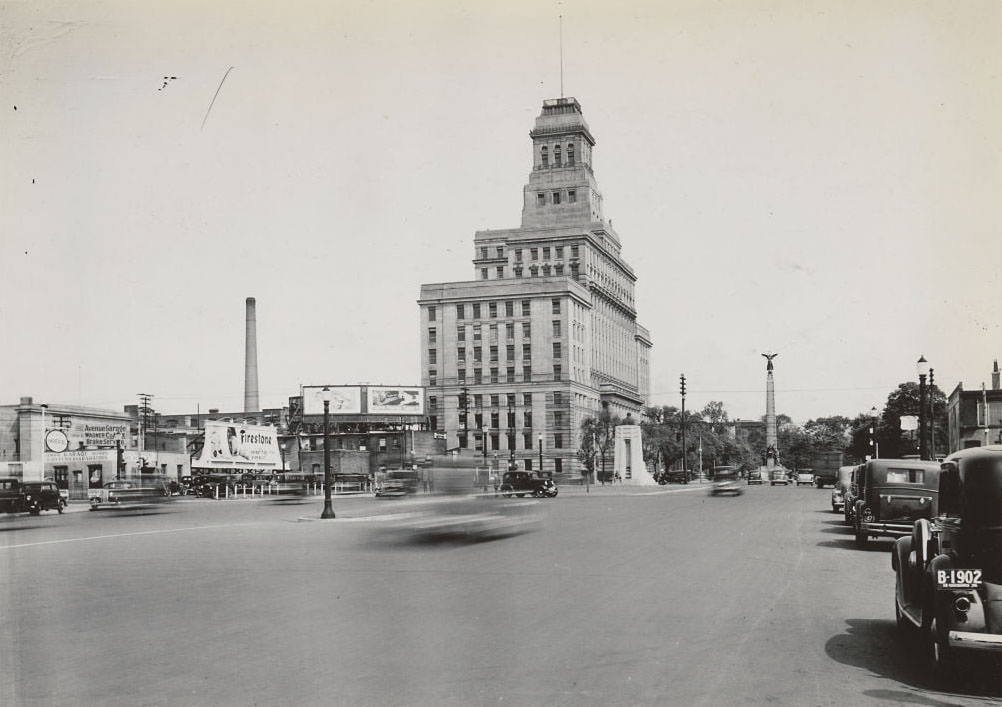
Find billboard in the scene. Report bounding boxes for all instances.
[367,387,424,415]
[302,386,362,416]
[191,420,280,470]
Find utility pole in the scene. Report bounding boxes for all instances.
[137,393,152,459]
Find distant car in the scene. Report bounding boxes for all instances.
[0,479,66,515]
[831,465,855,513]
[661,469,693,484]
[795,470,815,486]
[892,446,1002,672]
[89,479,171,510]
[769,469,790,486]
[853,459,940,546]
[499,471,557,498]
[709,468,743,496]
[747,469,764,485]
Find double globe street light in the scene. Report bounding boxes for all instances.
[917,355,929,461]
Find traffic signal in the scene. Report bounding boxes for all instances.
[116,442,125,476]
[679,374,686,397]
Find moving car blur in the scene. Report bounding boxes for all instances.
[367,468,543,544]
[709,467,743,496]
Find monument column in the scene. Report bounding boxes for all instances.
[762,353,779,471]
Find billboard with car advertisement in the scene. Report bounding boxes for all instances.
[302,386,362,416]
[191,420,280,470]
[367,387,424,415]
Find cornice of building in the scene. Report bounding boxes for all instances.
[419,276,592,307]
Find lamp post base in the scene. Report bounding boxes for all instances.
[321,501,336,519]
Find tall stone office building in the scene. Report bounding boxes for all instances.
[418,97,652,477]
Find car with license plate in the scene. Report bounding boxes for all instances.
[499,471,557,498]
[831,465,855,513]
[891,445,1002,672]
[709,467,743,496]
[0,478,66,515]
[853,458,940,546]
[89,478,171,510]
[795,469,815,486]
[746,468,764,485]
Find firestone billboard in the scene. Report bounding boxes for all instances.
[191,420,280,470]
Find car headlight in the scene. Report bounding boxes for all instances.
[862,507,874,522]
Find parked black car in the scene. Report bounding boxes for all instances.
[0,478,65,515]
[853,458,940,547]
[499,471,557,498]
[892,446,1002,672]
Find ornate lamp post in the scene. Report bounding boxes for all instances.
[321,386,335,519]
[917,356,929,461]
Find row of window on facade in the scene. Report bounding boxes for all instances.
[481,263,578,280]
[427,299,562,325]
[428,342,563,366]
[427,365,566,386]
[459,430,567,453]
[428,391,566,411]
[478,244,581,262]
[536,189,577,207]
[539,144,576,168]
[429,318,563,345]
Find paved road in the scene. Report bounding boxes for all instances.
[2,484,1000,706]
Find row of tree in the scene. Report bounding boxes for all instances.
[577,381,948,482]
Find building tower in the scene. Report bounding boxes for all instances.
[244,297,260,414]
[762,353,779,469]
[418,97,652,478]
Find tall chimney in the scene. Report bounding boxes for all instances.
[993,359,1000,391]
[244,297,260,413]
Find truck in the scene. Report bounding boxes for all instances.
[810,450,843,488]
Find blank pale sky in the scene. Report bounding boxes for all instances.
[2,0,999,424]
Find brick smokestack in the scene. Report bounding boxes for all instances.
[244,297,260,413]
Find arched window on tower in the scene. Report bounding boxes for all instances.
[554,145,562,167]
[540,146,548,168]
[567,144,575,166]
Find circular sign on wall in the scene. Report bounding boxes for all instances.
[45,428,69,453]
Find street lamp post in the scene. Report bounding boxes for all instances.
[280,442,287,473]
[917,356,929,461]
[482,425,488,493]
[680,374,688,484]
[869,406,880,460]
[321,386,335,519]
[929,367,936,460]
[538,432,543,477]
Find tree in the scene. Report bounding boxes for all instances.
[803,416,852,450]
[579,403,622,484]
[879,382,948,459]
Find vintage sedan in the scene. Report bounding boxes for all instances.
[853,458,940,546]
[831,465,855,513]
[89,479,171,510]
[0,479,65,515]
[892,446,1002,671]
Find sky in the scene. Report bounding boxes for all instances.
[1,0,1000,425]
